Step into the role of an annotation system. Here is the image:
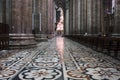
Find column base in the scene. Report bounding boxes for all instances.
[47,34,55,39]
[112,34,120,37]
[35,34,48,42]
[9,34,37,49]
[0,50,9,58]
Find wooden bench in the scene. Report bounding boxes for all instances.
[0,23,9,50]
[65,35,120,59]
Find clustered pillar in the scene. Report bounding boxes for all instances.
[114,0,120,36]
[34,0,55,41]
[69,0,73,34]
[64,0,69,35]
[9,0,36,49]
[2,0,55,49]
[0,0,6,23]
[64,0,119,36]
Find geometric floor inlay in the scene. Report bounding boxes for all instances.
[0,37,120,80]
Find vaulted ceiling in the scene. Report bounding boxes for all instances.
[54,0,65,10]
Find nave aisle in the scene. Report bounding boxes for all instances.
[0,37,120,80]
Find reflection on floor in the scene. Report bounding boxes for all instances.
[0,37,120,80]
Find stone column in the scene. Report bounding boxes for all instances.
[0,0,3,23]
[0,0,6,23]
[72,0,76,34]
[44,0,48,35]
[69,0,73,34]
[80,0,84,34]
[34,0,40,34]
[48,0,54,38]
[83,0,87,34]
[39,0,48,40]
[87,0,92,35]
[75,0,78,34]
[2,0,6,23]
[21,0,33,34]
[100,0,104,35]
[51,0,55,38]
[33,0,42,41]
[77,0,81,34]
[34,0,47,41]
[36,0,55,41]
[113,0,120,36]
[9,0,36,49]
[91,0,98,35]
[96,0,101,33]
[64,0,69,35]
[6,0,12,28]
[11,0,22,33]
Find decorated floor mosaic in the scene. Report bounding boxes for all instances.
[0,37,120,80]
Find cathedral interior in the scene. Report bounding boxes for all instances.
[0,0,120,80]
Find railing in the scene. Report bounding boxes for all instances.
[0,23,9,50]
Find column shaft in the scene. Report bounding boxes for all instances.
[87,0,92,34]
[0,0,3,22]
[91,0,98,34]
[77,0,81,34]
[83,0,87,33]
[80,0,84,34]
[114,0,120,36]
[69,0,73,34]
[72,0,76,34]
[65,0,69,35]
[10,0,36,49]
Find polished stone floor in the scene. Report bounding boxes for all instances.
[0,37,120,80]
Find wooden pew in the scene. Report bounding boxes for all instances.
[65,35,120,59]
[0,23,9,50]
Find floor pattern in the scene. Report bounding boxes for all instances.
[0,37,120,80]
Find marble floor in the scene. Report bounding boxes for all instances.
[0,37,120,80]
